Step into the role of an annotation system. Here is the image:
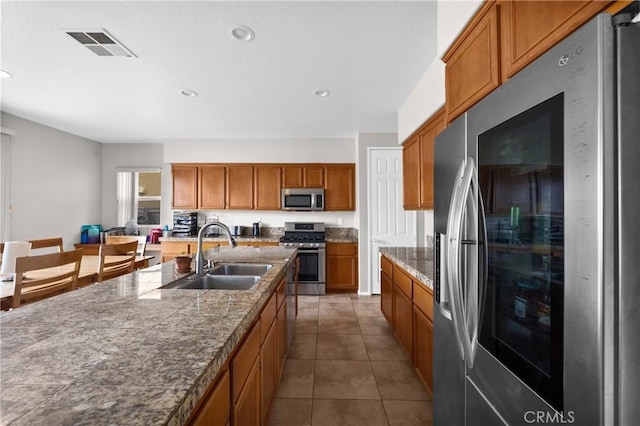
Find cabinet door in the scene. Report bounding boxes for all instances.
[500,0,611,79]
[199,165,226,209]
[402,135,421,210]
[172,165,198,209]
[282,166,303,188]
[393,287,413,361]
[304,166,324,188]
[418,109,446,209]
[233,356,260,426]
[444,3,500,123]
[254,166,281,210]
[325,243,358,292]
[191,369,231,426]
[381,271,393,324]
[413,307,434,396]
[260,321,277,425]
[276,299,287,380]
[324,165,355,211]
[226,166,254,210]
[161,241,191,263]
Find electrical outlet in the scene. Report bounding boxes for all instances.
[338,217,343,225]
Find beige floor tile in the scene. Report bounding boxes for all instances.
[316,334,368,360]
[298,295,320,305]
[297,304,319,318]
[363,334,409,361]
[294,317,318,334]
[358,316,394,335]
[350,294,381,303]
[276,359,315,399]
[269,398,313,426]
[371,361,430,401]
[314,360,380,400]
[354,303,385,317]
[318,302,356,318]
[383,400,433,426]
[319,294,354,304]
[311,399,389,426]
[289,333,317,360]
[317,316,362,334]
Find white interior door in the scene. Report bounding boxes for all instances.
[368,148,416,294]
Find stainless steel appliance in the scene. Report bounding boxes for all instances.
[172,212,198,236]
[281,188,324,211]
[433,10,639,426]
[279,222,325,295]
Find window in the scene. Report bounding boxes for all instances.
[116,169,161,226]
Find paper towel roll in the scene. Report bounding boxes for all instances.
[0,241,32,275]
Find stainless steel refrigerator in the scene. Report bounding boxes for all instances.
[433,9,639,426]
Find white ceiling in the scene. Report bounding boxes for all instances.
[1,1,437,143]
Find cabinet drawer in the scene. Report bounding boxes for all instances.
[276,277,286,310]
[381,256,393,279]
[327,243,356,256]
[232,322,260,403]
[394,267,413,299]
[260,293,277,344]
[413,282,434,321]
[190,369,230,426]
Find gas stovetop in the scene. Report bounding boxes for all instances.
[279,233,325,243]
[279,222,326,247]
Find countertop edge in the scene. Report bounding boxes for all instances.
[379,247,434,290]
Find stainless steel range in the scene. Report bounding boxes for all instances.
[279,222,325,295]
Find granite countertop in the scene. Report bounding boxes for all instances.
[379,246,434,289]
[0,246,297,425]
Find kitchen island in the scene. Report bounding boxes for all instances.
[0,246,296,425]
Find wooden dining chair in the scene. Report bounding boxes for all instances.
[11,249,83,309]
[28,237,64,253]
[105,235,147,256]
[97,241,138,282]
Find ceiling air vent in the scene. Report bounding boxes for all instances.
[64,29,136,57]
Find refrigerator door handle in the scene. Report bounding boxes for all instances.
[446,159,469,361]
[436,232,452,320]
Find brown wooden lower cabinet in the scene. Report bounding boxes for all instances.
[413,306,434,396]
[233,355,260,426]
[325,242,358,292]
[393,287,414,361]
[189,368,231,426]
[260,320,277,425]
[381,254,433,395]
[276,298,287,379]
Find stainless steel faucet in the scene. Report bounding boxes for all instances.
[195,221,237,275]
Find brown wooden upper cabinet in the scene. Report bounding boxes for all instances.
[172,165,198,209]
[254,166,281,210]
[443,0,615,123]
[499,0,613,80]
[324,164,355,211]
[172,163,355,211]
[199,165,226,210]
[226,166,254,210]
[403,108,446,210]
[282,165,324,188]
[443,3,500,124]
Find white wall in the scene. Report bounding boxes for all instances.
[0,113,102,249]
[356,133,399,295]
[397,0,482,241]
[163,138,358,231]
[101,143,168,233]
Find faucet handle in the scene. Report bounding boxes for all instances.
[206,259,215,269]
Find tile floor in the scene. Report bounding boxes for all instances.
[269,293,433,426]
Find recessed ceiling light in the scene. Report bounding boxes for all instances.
[180,89,198,97]
[229,25,255,42]
[313,89,330,97]
[0,70,13,79]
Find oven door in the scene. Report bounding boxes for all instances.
[295,247,325,295]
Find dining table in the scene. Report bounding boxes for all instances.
[0,254,154,310]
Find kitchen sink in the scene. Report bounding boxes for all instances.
[162,262,273,290]
[207,263,273,276]
[165,274,261,290]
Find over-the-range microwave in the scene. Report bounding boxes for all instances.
[281,188,324,211]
